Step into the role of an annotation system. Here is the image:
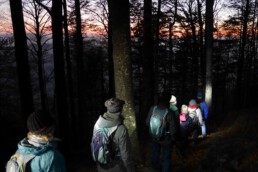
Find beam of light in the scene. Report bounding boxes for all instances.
[205,82,212,108]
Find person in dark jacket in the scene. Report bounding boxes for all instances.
[93,97,135,172]
[177,104,194,155]
[146,94,177,172]
[6,110,66,172]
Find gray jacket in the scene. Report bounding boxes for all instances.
[94,113,135,172]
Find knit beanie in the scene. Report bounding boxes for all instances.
[169,95,177,105]
[105,97,125,113]
[27,110,55,135]
[197,91,203,99]
[189,99,197,106]
[181,104,188,114]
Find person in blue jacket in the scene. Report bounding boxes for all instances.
[197,92,209,139]
[10,110,66,171]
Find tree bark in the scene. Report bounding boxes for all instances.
[110,0,140,162]
[205,0,213,109]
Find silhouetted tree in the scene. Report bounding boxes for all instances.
[23,0,51,112]
[237,0,250,107]
[197,0,205,83]
[35,0,69,153]
[140,0,154,139]
[9,0,34,120]
[62,0,75,148]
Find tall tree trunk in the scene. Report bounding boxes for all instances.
[74,0,86,147]
[189,6,199,96]
[237,0,250,108]
[36,29,47,112]
[140,0,154,140]
[34,3,47,112]
[168,0,177,92]
[248,0,258,106]
[9,0,34,120]
[63,0,75,147]
[51,0,69,153]
[110,0,140,162]
[154,0,161,95]
[205,0,213,110]
[107,0,114,98]
[197,0,204,85]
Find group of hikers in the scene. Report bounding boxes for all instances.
[145,93,209,172]
[5,92,208,172]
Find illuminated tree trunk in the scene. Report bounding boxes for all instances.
[9,0,34,120]
[205,0,213,109]
[110,0,140,161]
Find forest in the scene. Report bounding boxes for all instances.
[0,0,258,171]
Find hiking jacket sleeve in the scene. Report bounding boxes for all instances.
[114,125,135,172]
[196,108,203,126]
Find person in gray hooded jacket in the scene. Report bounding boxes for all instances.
[92,97,135,172]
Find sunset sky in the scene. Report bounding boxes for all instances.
[0,0,237,35]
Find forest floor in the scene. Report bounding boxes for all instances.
[69,107,258,172]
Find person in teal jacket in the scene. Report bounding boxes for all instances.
[9,110,66,172]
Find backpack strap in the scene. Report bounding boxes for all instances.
[152,106,157,115]
[152,106,168,118]
[12,150,36,172]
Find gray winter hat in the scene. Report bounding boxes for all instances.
[189,99,197,106]
[105,97,125,113]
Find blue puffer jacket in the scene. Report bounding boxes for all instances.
[200,101,209,120]
[17,137,66,172]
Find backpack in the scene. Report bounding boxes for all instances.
[180,114,194,137]
[149,106,169,140]
[6,150,35,172]
[91,125,119,165]
[188,109,199,126]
